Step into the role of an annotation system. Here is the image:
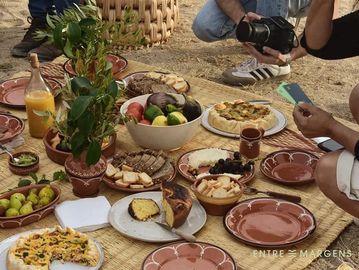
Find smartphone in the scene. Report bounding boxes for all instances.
[318,139,344,152]
[283,83,314,105]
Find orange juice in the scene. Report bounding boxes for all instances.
[25,90,55,138]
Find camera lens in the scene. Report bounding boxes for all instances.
[236,21,270,44]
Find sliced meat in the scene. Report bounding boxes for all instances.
[141,155,157,174]
[133,153,152,171]
[146,155,166,176]
[152,160,175,182]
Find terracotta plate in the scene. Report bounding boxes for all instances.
[109,191,207,243]
[63,54,128,77]
[177,148,255,184]
[142,241,237,270]
[260,149,319,185]
[121,71,190,93]
[224,197,316,248]
[201,107,287,138]
[0,113,25,144]
[102,161,177,193]
[0,229,104,269]
[0,77,62,108]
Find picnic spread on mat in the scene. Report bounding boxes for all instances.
[0,58,354,270]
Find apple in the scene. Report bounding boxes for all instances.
[139,119,151,125]
[127,102,144,114]
[126,108,142,121]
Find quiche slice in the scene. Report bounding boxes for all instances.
[208,100,277,134]
[7,226,100,270]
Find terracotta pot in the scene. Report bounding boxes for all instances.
[43,129,116,165]
[239,127,264,159]
[65,153,107,197]
[8,151,39,176]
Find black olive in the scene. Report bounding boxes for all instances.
[244,163,252,172]
[234,152,241,160]
[209,167,215,174]
[248,160,255,166]
[226,158,232,162]
[238,164,245,174]
[218,159,225,164]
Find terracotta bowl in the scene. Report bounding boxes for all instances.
[43,129,116,165]
[120,94,204,150]
[260,149,319,186]
[8,151,39,176]
[0,184,61,229]
[191,175,245,216]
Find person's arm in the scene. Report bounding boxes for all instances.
[293,103,359,155]
[215,0,246,24]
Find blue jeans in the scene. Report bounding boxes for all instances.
[29,0,80,20]
[192,0,303,42]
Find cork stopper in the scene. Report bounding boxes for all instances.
[29,53,40,69]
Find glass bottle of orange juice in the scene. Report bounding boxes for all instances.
[25,53,55,138]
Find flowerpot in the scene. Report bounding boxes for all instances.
[64,153,107,197]
[43,129,116,165]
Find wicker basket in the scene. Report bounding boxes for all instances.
[96,0,179,44]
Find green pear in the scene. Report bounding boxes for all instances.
[19,203,33,215]
[29,188,39,195]
[26,193,39,205]
[38,197,51,208]
[6,208,19,217]
[38,186,55,201]
[0,199,10,210]
[10,193,26,203]
[9,198,22,210]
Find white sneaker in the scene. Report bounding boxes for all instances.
[353,217,359,226]
[222,58,291,86]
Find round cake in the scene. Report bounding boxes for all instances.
[208,101,277,134]
[7,226,100,270]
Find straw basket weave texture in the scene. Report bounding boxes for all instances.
[96,0,179,44]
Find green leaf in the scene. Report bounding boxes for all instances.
[67,22,82,44]
[107,80,118,99]
[46,15,56,29]
[18,179,32,187]
[71,132,86,158]
[38,179,51,185]
[78,111,95,136]
[53,170,68,181]
[86,141,101,166]
[71,77,92,95]
[53,24,65,49]
[70,96,93,120]
[28,173,38,183]
[79,18,96,27]
[63,38,75,59]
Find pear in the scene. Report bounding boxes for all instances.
[0,199,10,210]
[9,198,22,210]
[19,203,33,215]
[6,208,19,217]
[26,193,39,205]
[10,193,26,203]
[38,197,51,208]
[29,188,39,195]
[38,186,55,201]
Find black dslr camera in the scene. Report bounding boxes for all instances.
[236,16,298,54]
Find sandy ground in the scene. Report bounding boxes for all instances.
[1,0,359,269]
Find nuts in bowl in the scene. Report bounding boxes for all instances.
[120,93,204,150]
[191,175,244,216]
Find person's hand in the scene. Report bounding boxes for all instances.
[293,102,335,138]
[243,43,293,65]
[243,12,262,22]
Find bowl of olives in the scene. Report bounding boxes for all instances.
[0,184,61,228]
[8,151,39,176]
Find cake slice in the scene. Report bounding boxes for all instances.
[128,198,160,221]
[161,181,192,228]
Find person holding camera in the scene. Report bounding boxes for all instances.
[192,0,339,86]
[11,0,80,62]
[293,0,359,219]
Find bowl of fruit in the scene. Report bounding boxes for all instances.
[120,93,204,150]
[8,151,39,176]
[191,175,245,216]
[0,184,61,228]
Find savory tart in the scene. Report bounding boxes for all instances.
[7,226,99,270]
[128,198,160,221]
[208,101,277,133]
[162,181,192,228]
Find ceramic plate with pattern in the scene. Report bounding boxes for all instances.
[142,241,236,270]
[0,113,25,144]
[224,198,316,248]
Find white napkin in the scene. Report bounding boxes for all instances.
[54,196,111,232]
[0,136,25,153]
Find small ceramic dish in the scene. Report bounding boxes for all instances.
[0,184,61,229]
[191,175,245,216]
[8,151,39,176]
[0,113,25,144]
[260,149,319,185]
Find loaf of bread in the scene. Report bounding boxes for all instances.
[128,198,160,221]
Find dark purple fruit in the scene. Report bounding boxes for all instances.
[233,152,241,160]
[244,163,252,172]
[218,159,225,165]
